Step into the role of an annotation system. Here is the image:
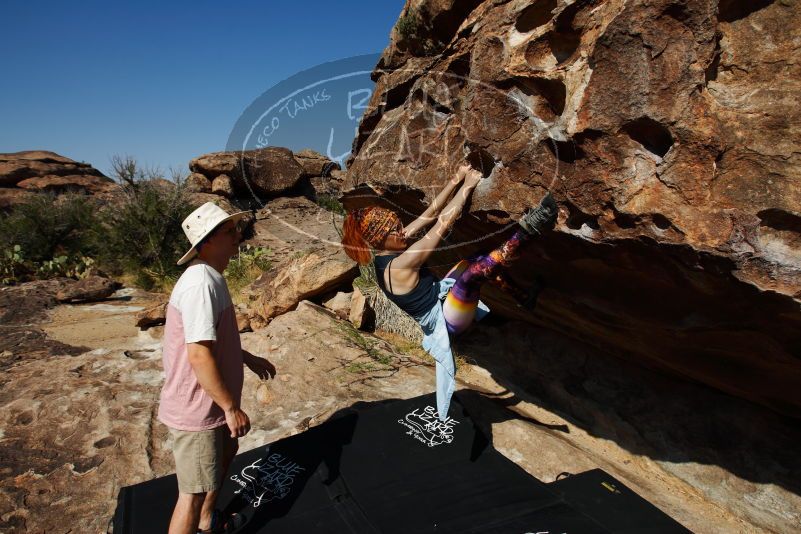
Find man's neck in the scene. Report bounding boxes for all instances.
[194,254,228,275]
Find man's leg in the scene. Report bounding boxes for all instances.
[442,193,558,333]
[169,492,205,534]
[169,427,227,534]
[443,229,530,335]
[197,429,240,532]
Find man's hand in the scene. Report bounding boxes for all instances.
[243,350,276,380]
[225,406,251,438]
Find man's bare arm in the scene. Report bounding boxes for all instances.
[187,341,250,437]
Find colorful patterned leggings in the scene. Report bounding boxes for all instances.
[442,228,530,335]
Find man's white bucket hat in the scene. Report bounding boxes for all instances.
[177,202,249,266]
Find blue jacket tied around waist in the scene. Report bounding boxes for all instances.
[413,277,489,421]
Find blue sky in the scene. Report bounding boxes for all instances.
[0,1,402,176]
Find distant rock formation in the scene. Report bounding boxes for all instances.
[0,151,115,209]
[188,147,341,201]
[343,0,801,418]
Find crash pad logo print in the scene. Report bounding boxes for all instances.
[230,452,305,507]
[398,405,459,447]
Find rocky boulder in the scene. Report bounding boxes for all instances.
[187,192,255,227]
[55,275,121,303]
[0,188,34,210]
[188,147,305,198]
[0,151,115,208]
[250,247,358,322]
[185,172,212,193]
[348,286,372,329]
[211,174,234,197]
[344,0,801,418]
[188,151,241,177]
[0,151,109,187]
[242,196,344,260]
[322,290,352,319]
[15,174,114,196]
[292,148,341,177]
[135,300,168,330]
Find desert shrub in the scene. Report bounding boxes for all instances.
[0,192,104,263]
[395,8,442,55]
[397,9,421,40]
[0,193,106,284]
[315,193,345,215]
[99,155,195,290]
[224,244,272,304]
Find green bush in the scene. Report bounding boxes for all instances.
[0,193,106,284]
[224,244,273,304]
[315,194,345,215]
[395,8,441,55]
[397,9,421,40]
[0,192,104,263]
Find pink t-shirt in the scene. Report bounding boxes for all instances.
[157,261,243,431]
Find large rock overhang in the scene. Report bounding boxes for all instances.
[342,0,801,418]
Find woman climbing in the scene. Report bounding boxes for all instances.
[341,164,558,421]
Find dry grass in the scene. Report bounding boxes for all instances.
[374,329,472,375]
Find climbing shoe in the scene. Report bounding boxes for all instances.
[519,192,558,235]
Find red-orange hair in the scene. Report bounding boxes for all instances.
[342,207,400,265]
[342,211,372,265]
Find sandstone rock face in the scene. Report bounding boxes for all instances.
[349,286,371,328]
[0,151,114,208]
[322,290,352,319]
[0,188,34,210]
[0,151,108,187]
[293,148,341,177]
[344,0,801,418]
[55,275,120,303]
[252,247,358,322]
[135,300,168,330]
[211,173,234,197]
[185,172,212,193]
[189,147,305,197]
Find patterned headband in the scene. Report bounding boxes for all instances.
[354,207,401,247]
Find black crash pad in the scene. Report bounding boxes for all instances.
[112,393,689,533]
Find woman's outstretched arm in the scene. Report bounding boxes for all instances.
[402,165,471,238]
[394,168,483,271]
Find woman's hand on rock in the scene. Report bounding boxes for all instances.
[463,168,483,189]
[451,164,471,184]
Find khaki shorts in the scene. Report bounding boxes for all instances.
[169,426,238,494]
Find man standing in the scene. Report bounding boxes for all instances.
[159,202,274,534]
